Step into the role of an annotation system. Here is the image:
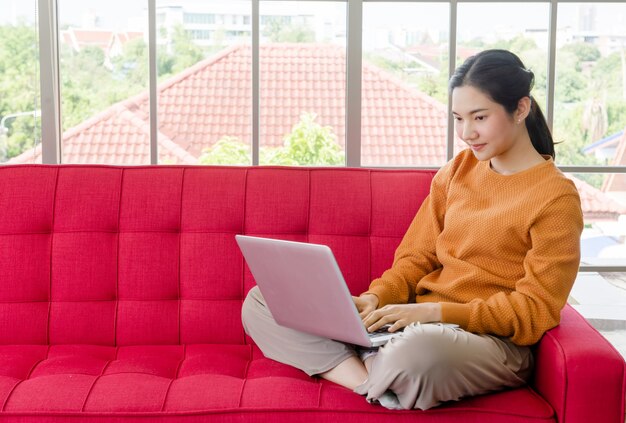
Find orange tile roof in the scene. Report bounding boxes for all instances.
[11,44,455,166]
[8,101,196,165]
[570,175,626,221]
[127,43,453,166]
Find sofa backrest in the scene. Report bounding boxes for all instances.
[0,165,435,346]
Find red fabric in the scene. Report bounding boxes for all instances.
[533,306,626,423]
[0,164,624,422]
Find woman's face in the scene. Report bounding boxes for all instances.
[451,85,520,162]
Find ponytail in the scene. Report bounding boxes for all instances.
[526,96,555,159]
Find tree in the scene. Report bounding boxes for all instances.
[110,25,204,87]
[199,113,343,166]
[262,18,315,43]
[0,22,210,161]
[0,23,40,160]
[277,112,343,165]
[198,136,251,165]
[168,25,205,74]
[562,42,601,67]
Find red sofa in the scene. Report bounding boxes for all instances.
[0,164,624,422]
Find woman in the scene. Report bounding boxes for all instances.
[241,49,583,410]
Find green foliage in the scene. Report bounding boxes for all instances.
[562,42,601,65]
[0,23,40,159]
[199,113,343,166]
[490,35,538,57]
[607,101,626,134]
[60,44,132,128]
[364,53,449,104]
[262,18,315,43]
[591,52,624,104]
[1,23,208,161]
[110,25,204,85]
[169,25,205,74]
[275,112,343,165]
[198,136,250,165]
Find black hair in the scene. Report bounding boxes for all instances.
[449,49,555,158]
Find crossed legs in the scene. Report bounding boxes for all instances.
[242,286,533,410]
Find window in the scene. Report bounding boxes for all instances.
[184,13,216,25]
[0,0,40,164]
[554,3,626,168]
[157,0,251,165]
[362,2,449,167]
[58,0,148,164]
[569,172,626,268]
[259,1,346,166]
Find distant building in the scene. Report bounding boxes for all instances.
[584,128,626,208]
[60,27,144,69]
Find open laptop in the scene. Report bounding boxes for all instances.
[235,235,399,347]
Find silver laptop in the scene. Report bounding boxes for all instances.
[235,235,399,347]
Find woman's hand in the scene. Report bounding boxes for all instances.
[352,294,379,320]
[362,303,442,333]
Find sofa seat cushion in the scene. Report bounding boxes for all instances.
[0,344,554,421]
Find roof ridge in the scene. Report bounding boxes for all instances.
[362,60,448,116]
[571,175,626,214]
[117,108,197,164]
[62,103,130,141]
[157,44,244,94]
[111,44,246,115]
[6,142,43,164]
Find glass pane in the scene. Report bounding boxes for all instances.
[568,173,626,267]
[456,2,550,157]
[157,0,252,165]
[59,0,148,164]
[362,2,449,167]
[554,3,626,167]
[1,1,41,164]
[259,1,346,166]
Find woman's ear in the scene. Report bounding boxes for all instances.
[516,96,532,123]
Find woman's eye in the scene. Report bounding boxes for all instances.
[475,116,485,121]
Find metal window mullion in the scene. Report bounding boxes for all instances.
[580,266,626,273]
[447,0,457,162]
[38,0,61,164]
[558,166,626,173]
[252,0,260,166]
[149,0,158,164]
[345,0,362,168]
[546,0,558,130]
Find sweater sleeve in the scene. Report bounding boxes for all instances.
[364,161,451,307]
[440,193,584,346]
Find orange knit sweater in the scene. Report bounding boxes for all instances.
[366,149,583,346]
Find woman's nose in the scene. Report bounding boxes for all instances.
[462,123,477,140]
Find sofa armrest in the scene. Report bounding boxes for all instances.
[532,305,626,423]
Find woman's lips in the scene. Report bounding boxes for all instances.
[470,143,486,151]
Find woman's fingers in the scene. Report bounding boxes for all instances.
[364,309,398,332]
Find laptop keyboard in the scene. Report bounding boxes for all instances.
[370,325,393,337]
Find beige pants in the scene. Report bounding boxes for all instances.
[241,286,533,410]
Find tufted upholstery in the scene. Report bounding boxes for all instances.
[0,165,624,422]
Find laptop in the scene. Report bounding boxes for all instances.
[235,235,399,347]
